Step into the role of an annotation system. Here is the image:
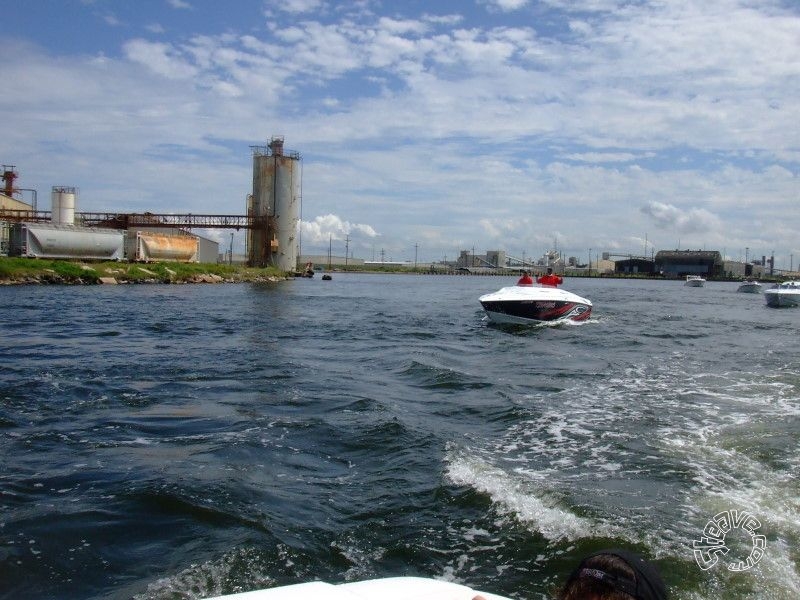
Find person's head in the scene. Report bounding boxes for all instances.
[546,267,553,274]
[557,549,667,600]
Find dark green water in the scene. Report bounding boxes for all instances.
[0,274,797,599]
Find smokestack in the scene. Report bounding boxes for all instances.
[2,165,18,197]
[268,136,284,156]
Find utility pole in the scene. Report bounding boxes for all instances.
[414,243,418,269]
[345,234,350,267]
[229,232,234,265]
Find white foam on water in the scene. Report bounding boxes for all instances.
[643,360,800,597]
[331,535,386,582]
[134,547,275,600]
[445,448,627,544]
[454,349,799,596]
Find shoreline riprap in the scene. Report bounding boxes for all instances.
[0,257,288,285]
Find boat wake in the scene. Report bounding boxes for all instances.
[444,446,631,545]
[444,351,800,598]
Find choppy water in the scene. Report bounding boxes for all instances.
[0,274,798,600]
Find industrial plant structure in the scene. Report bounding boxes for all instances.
[247,137,301,271]
[654,250,724,278]
[2,138,305,268]
[1,176,216,262]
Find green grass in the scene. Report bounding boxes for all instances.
[0,257,285,284]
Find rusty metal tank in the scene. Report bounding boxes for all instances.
[248,137,301,270]
[127,230,199,262]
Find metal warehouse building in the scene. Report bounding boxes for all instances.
[615,258,655,275]
[655,250,723,278]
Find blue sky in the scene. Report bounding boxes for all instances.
[1,0,798,266]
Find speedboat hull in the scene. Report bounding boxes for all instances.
[737,281,763,293]
[764,281,800,308]
[206,577,510,600]
[685,276,705,287]
[479,285,592,324]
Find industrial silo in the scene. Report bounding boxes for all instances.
[51,186,76,225]
[248,137,301,270]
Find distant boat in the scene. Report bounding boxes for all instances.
[685,275,706,287]
[301,261,314,278]
[764,281,800,308]
[737,280,763,293]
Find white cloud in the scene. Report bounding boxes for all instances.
[482,0,529,12]
[299,214,378,245]
[265,0,323,15]
[641,201,722,234]
[123,39,198,79]
[167,0,192,9]
[559,152,646,163]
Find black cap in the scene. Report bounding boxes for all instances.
[567,548,667,600]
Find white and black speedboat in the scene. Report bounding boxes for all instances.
[737,279,763,293]
[764,280,800,308]
[479,284,592,324]
[684,275,706,287]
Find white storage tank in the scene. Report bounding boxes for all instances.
[11,222,124,260]
[51,186,77,225]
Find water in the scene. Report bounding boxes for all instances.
[0,274,798,600]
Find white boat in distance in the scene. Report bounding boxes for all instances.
[206,577,510,600]
[479,284,592,324]
[764,281,800,308]
[684,275,706,287]
[737,280,763,293]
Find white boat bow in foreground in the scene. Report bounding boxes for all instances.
[206,577,510,600]
[764,281,800,308]
[479,284,592,324]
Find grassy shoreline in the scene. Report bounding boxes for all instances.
[0,257,287,285]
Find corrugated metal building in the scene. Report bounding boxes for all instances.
[196,233,220,264]
[1,192,33,256]
[655,250,723,278]
[615,258,656,275]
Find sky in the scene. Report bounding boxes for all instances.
[1,0,798,266]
